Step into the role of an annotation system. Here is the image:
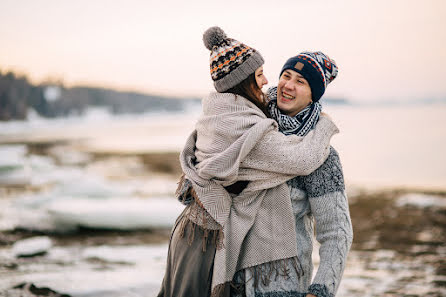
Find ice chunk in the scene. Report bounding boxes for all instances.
[0,145,31,186]
[0,145,27,166]
[82,244,167,264]
[12,236,52,257]
[48,145,91,166]
[55,176,132,198]
[47,197,184,230]
[0,166,31,186]
[396,193,446,208]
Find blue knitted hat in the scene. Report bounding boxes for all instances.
[280,51,338,102]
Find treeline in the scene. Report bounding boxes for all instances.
[0,70,200,121]
[0,71,41,120]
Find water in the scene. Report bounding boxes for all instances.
[324,104,446,190]
[2,103,445,190]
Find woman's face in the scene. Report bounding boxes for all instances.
[255,66,268,89]
[277,69,312,117]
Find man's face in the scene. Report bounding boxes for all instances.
[277,69,312,117]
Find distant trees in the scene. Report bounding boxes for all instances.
[0,70,200,121]
[0,70,32,120]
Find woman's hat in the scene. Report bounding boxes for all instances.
[203,26,264,92]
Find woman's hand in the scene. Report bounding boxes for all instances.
[306,294,317,297]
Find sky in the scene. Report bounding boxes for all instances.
[1,0,445,102]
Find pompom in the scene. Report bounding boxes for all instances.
[203,26,227,50]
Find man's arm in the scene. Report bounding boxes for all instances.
[306,148,353,297]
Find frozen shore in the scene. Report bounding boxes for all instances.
[1,105,445,296]
[1,189,445,297]
[0,142,444,296]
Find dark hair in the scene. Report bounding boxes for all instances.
[226,73,270,117]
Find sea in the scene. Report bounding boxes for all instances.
[1,101,445,190]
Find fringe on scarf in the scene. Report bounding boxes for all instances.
[210,256,305,297]
[177,213,224,252]
[176,173,196,205]
[176,173,224,251]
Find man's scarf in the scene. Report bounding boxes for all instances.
[267,86,322,136]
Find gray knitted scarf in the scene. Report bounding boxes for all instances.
[266,86,322,136]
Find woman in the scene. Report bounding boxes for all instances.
[157,27,339,297]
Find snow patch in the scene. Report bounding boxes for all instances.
[396,193,446,208]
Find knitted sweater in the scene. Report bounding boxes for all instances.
[179,92,339,296]
[290,147,353,297]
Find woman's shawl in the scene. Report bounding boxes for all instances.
[179,92,339,296]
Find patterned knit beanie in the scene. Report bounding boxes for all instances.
[203,26,264,92]
[280,51,338,102]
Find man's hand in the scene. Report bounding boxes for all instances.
[306,294,317,297]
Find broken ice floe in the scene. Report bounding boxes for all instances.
[12,236,53,257]
[396,193,446,208]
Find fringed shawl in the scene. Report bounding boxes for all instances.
[179,92,338,296]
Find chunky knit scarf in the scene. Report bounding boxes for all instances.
[266,86,322,136]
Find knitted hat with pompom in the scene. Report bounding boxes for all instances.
[280,51,338,102]
[203,26,264,92]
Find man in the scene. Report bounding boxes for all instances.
[262,51,354,297]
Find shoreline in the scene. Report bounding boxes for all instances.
[1,188,445,296]
[1,137,445,192]
[1,107,445,295]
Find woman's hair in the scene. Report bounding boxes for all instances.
[226,73,270,117]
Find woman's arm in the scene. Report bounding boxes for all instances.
[241,115,339,176]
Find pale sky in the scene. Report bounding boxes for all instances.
[1,0,445,102]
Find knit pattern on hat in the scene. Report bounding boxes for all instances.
[203,26,264,92]
[299,51,338,88]
[210,40,254,81]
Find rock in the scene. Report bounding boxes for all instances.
[9,282,71,297]
[12,236,52,257]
